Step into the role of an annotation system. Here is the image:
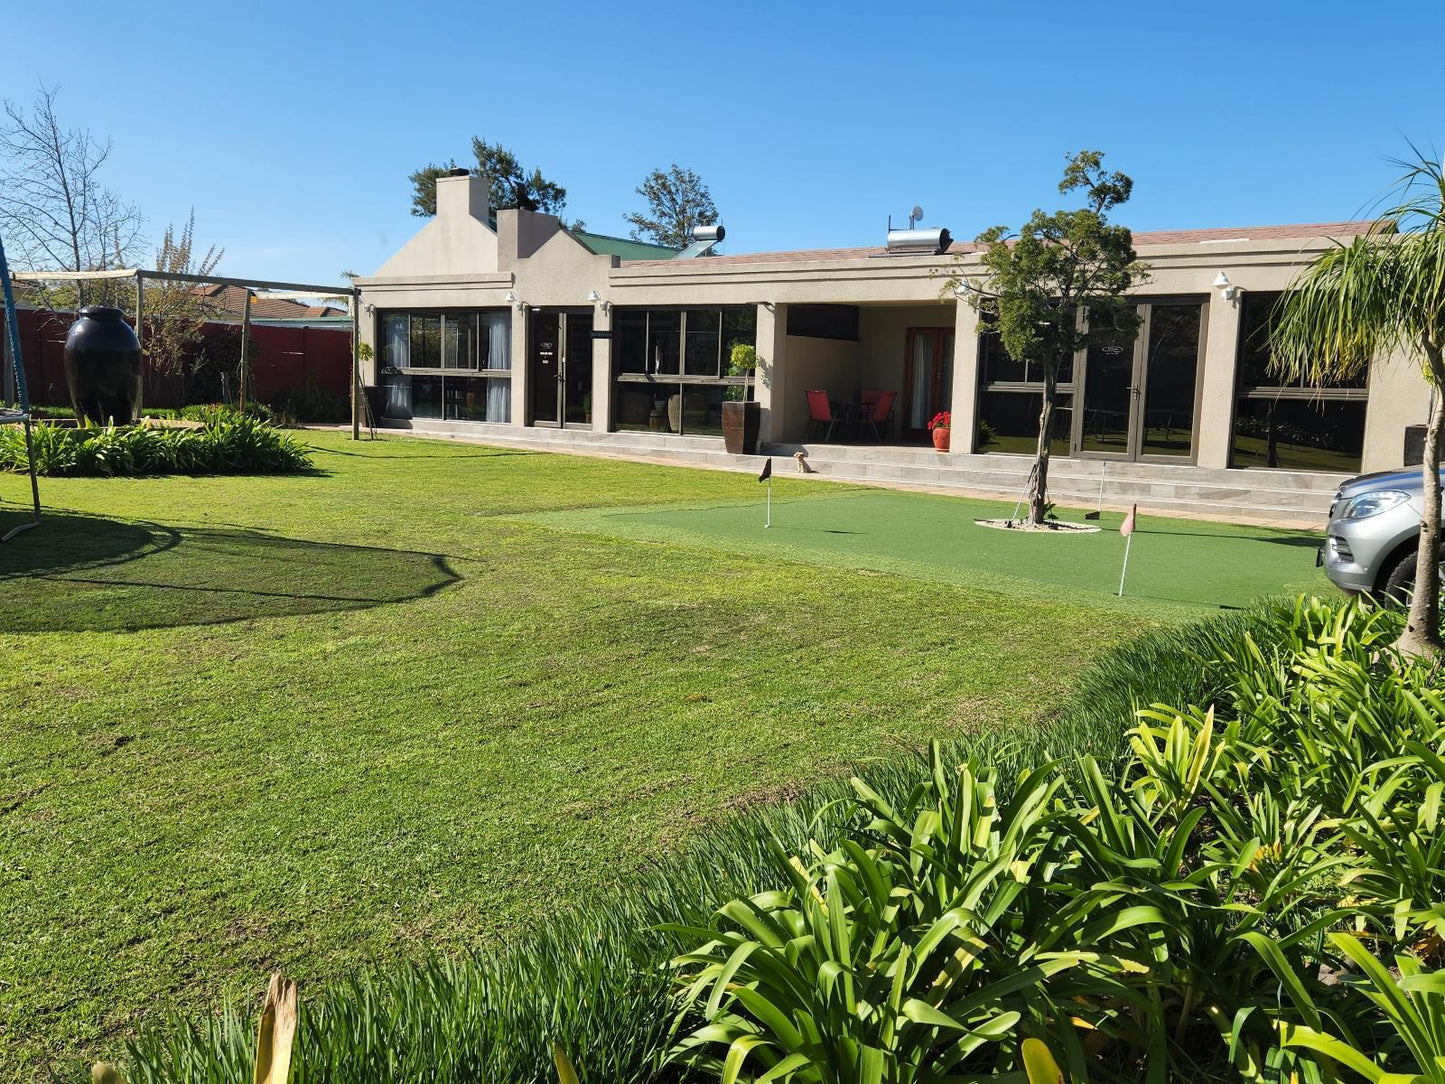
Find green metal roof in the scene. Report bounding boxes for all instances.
[567,230,678,261]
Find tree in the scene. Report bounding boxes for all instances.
[624,164,719,249]
[1271,147,1445,659]
[950,150,1146,525]
[0,83,143,305]
[408,138,576,226]
[143,210,223,384]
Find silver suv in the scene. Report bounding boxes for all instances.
[1320,467,1444,600]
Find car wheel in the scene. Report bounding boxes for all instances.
[1379,549,1418,607]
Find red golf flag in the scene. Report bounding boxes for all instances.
[1120,504,1137,537]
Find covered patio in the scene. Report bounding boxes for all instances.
[766,301,957,446]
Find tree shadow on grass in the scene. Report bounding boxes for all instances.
[0,512,461,632]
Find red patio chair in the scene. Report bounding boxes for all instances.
[806,389,840,442]
[858,389,897,441]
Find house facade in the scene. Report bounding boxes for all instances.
[355,173,1430,519]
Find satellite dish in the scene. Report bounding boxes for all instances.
[911,205,924,223]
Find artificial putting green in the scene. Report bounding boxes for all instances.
[522,488,1330,612]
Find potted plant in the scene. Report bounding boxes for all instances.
[721,343,762,455]
[928,410,951,452]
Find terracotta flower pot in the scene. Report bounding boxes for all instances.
[931,427,950,452]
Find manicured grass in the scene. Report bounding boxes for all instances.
[0,432,1328,1077]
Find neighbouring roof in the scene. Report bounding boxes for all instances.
[619,221,1374,268]
[567,229,679,261]
[195,283,347,320]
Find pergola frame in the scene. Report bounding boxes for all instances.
[6,267,363,438]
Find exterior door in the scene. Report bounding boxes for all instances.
[529,311,561,425]
[1074,302,1203,461]
[901,328,955,441]
[529,311,594,427]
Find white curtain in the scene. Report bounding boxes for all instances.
[486,312,511,422]
[909,334,930,428]
[383,315,410,417]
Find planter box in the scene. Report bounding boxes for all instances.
[722,400,761,455]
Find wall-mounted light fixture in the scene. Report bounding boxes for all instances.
[587,289,611,314]
[1213,272,1242,304]
[505,290,525,313]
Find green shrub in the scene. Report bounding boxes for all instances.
[0,417,312,477]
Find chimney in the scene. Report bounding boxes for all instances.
[435,169,489,223]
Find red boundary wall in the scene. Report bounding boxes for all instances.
[3,309,351,409]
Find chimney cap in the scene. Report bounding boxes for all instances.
[446,167,470,178]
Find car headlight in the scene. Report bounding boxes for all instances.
[1342,490,1412,519]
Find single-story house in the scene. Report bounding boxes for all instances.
[354,172,1430,521]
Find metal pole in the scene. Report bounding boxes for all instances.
[238,289,252,411]
[351,289,361,440]
[766,478,772,528]
[134,272,145,413]
[2,303,13,406]
[1117,533,1134,597]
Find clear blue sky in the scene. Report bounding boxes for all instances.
[3,1,1443,286]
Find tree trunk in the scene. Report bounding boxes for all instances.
[1399,344,1445,659]
[1029,367,1058,525]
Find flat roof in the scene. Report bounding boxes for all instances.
[619,221,1372,268]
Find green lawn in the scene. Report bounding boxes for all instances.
[0,432,1330,1077]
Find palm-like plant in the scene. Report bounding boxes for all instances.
[1271,147,1445,659]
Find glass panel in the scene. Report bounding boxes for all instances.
[1140,304,1201,457]
[530,312,560,424]
[442,313,478,369]
[979,328,1025,383]
[615,311,648,374]
[410,314,441,369]
[1231,397,1365,472]
[977,391,1072,458]
[409,373,442,419]
[381,314,409,369]
[381,370,411,418]
[684,309,721,376]
[1238,292,1367,390]
[907,332,933,430]
[614,381,661,432]
[564,313,593,425]
[481,310,511,371]
[444,376,498,421]
[722,307,757,359]
[647,311,680,375]
[681,383,726,436]
[1080,324,1135,454]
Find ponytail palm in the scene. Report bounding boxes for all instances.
[1271,148,1445,659]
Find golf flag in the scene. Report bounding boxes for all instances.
[1117,504,1137,596]
[759,457,773,528]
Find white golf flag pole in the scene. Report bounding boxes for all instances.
[1117,503,1137,596]
[758,458,773,528]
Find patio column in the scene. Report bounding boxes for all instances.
[510,306,529,427]
[755,302,787,444]
[1195,296,1242,468]
[949,302,980,455]
[591,305,612,432]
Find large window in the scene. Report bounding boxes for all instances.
[613,307,756,436]
[1231,292,1367,472]
[975,321,1074,456]
[378,309,512,423]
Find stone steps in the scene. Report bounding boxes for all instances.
[379,421,1337,527]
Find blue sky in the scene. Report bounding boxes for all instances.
[3,1,1443,285]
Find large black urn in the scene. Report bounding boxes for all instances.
[64,306,143,425]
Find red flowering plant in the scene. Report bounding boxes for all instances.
[927,411,951,431]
